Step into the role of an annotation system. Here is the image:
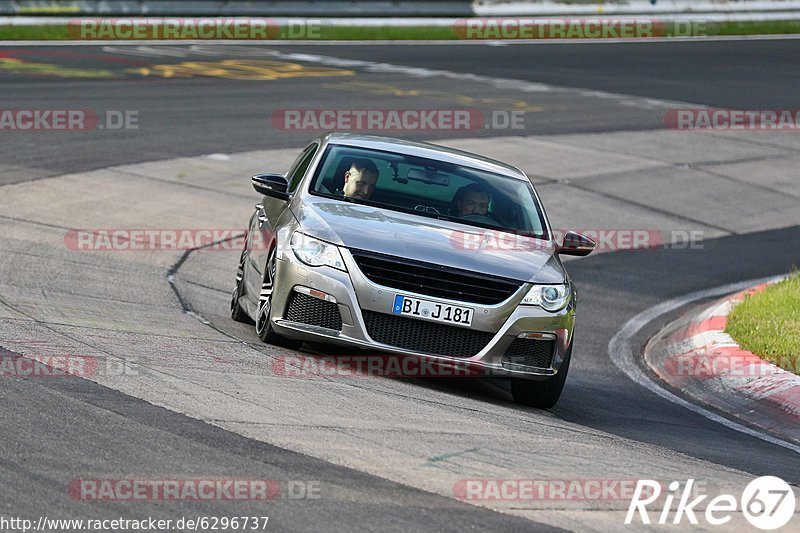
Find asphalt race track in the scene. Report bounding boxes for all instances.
[2,39,800,181]
[1,39,799,531]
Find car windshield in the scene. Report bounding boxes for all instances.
[309,144,548,238]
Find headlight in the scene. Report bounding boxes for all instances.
[520,284,571,312]
[290,232,347,271]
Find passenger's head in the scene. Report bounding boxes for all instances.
[454,183,491,216]
[343,159,379,200]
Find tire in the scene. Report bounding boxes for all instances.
[511,343,572,409]
[255,248,302,349]
[231,246,254,324]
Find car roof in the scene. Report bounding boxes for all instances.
[322,132,529,181]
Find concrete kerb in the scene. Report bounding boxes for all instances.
[645,277,800,445]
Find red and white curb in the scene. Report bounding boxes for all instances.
[645,279,800,445]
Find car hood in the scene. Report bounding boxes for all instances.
[293,196,565,284]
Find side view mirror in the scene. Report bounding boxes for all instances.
[252,173,290,201]
[558,231,596,257]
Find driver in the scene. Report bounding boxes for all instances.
[342,159,379,200]
[452,183,491,217]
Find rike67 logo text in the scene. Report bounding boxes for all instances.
[626,477,795,530]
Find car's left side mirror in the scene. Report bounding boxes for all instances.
[557,231,596,257]
[252,173,290,201]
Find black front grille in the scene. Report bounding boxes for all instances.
[351,250,522,305]
[502,338,555,369]
[284,292,342,331]
[362,310,494,357]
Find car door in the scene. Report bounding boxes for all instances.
[247,142,319,294]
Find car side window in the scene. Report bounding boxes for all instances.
[287,144,318,193]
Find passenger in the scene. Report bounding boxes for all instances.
[342,159,379,200]
[451,183,491,217]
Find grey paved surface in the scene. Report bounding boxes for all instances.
[2,39,798,181]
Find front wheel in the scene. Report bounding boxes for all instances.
[255,248,302,349]
[511,343,571,409]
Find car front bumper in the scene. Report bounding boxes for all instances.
[269,246,575,381]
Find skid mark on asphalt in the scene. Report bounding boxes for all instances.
[0,47,355,81]
[96,44,696,112]
[100,46,548,111]
[127,59,355,80]
[423,447,519,475]
[0,55,117,78]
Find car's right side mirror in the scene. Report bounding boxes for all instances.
[558,231,596,256]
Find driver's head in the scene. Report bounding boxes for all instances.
[455,183,490,216]
[343,159,379,200]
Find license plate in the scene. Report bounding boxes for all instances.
[392,295,473,327]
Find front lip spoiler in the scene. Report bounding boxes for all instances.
[273,319,558,379]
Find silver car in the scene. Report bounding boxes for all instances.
[231,133,595,408]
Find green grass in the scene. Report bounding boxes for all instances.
[0,24,459,41]
[316,26,457,40]
[0,25,72,40]
[0,20,799,41]
[713,20,800,36]
[726,273,800,374]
